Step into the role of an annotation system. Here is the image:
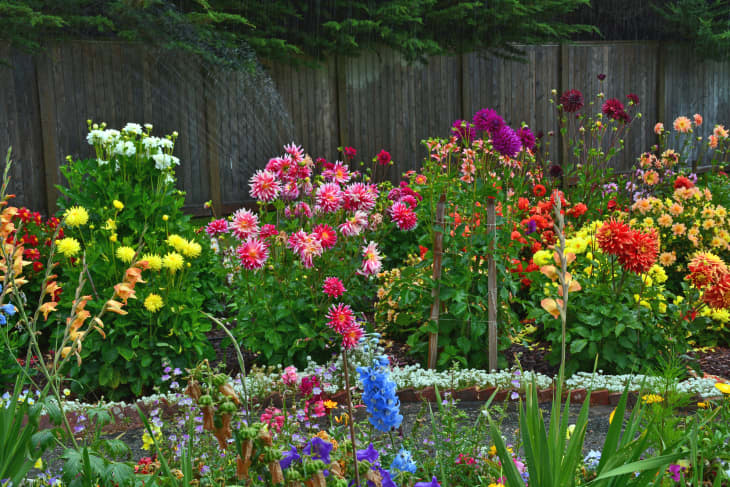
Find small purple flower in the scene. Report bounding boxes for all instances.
[173,368,182,376]
[688,173,698,183]
[356,443,379,463]
[280,446,301,470]
[303,437,332,465]
[526,219,537,235]
[668,464,682,482]
[200,465,211,475]
[597,73,606,81]
[163,366,172,374]
[414,476,440,487]
[169,381,179,390]
[511,391,520,400]
[161,374,171,381]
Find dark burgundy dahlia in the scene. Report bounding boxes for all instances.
[560,89,584,113]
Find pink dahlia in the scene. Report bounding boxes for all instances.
[342,183,378,212]
[389,201,418,231]
[237,237,269,270]
[205,218,228,236]
[323,276,346,298]
[341,322,364,350]
[359,241,382,276]
[249,169,282,202]
[326,303,356,334]
[338,211,368,237]
[313,224,337,249]
[322,162,351,184]
[315,182,342,213]
[287,229,308,254]
[343,146,357,161]
[229,208,259,240]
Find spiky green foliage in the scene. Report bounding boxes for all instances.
[655,0,730,61]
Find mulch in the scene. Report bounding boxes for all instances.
[689,346,730,380]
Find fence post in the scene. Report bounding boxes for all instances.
[427,193,446,370]
[559,42,570,191]
[35,47,59,216]
[204,69,222,216]
[487,198,498,372]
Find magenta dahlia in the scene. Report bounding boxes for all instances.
[237,238,269,270]
[389,201,418,231]
[473,108,504,134]
[249,169,281,202]
[323,277,346,298]
[229,208,259,240]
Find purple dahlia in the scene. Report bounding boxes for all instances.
[492,125,522,157]
[473,108,505,134]
[517,126,536,151]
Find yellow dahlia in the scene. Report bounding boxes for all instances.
[162,252,184,273]
[115,246,136,263]
[181,240,202,258]
[63,206,89,227]
[113,200,124,210]
[141,253,163,271]
[144,293,164,313]
[57,237,81,257]
[165,234,186,252]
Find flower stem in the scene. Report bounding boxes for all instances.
[342,349,360,486]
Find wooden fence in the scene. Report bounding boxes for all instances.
[1,41,728,215]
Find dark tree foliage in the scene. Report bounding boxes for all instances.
[0,0,594,67]
[0,0,727,66]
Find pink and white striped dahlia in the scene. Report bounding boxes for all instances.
[359,241,382,276]
[326,303,356,334]
[206,218,229,236]
[338,211,369,237]
[229,208,260,240]
[323,276,346,298]
[323,162,351,184]
[389,201,418,231]
[284,142,304,164]
[249,169,282,202]
[236,237,269,270]
[342,183,378,212]
[315,182,342,213]
[313,224,338,249]
[259,224,279,239]
[280,180,300,200]
[287,229,308,254]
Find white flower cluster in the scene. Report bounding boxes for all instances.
[388,364,553,390]
[565,371,721,398]
[85,121,178,180]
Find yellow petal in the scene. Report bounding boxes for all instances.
[715,383,730,394]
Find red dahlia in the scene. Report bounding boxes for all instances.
[596,219,632,256]
[560,89,584,113]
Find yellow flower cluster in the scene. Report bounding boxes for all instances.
[166,234,202,259]
[115,246,136,263]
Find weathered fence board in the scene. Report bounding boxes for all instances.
[0,41,728,214]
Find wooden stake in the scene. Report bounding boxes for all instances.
[487,199,498,372]
[427,194,446,370]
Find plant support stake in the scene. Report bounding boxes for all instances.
[487,198,498,372]
[428,194,446,369]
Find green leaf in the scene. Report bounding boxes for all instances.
[570,338,588,353]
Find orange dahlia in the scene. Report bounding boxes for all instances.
[596,219,632,256]
[617,229,659,274]
[703,272,730,309]
[686,252,728,289]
